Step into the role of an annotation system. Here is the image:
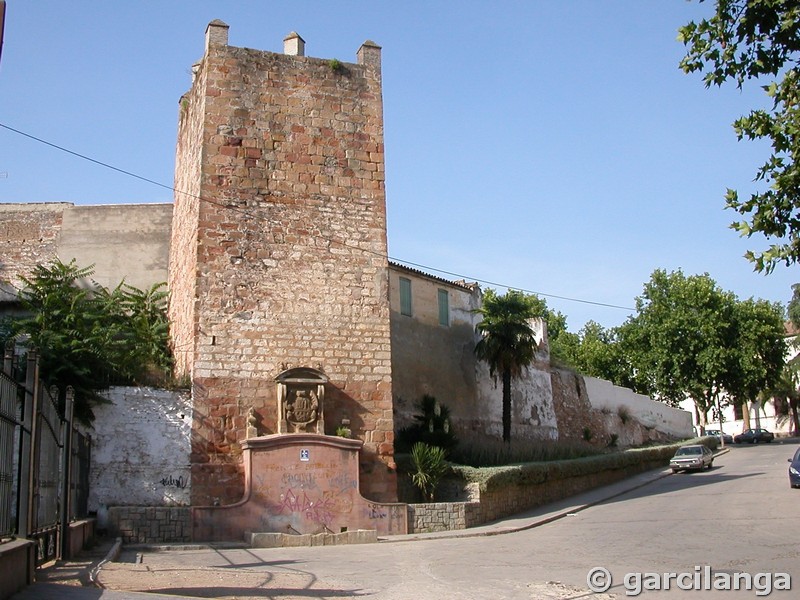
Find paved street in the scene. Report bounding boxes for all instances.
[12,440,800,599]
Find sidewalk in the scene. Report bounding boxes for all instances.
[9,464,679,600]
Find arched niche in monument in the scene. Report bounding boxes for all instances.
[275,367,328,434]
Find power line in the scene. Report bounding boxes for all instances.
[0,121,636,314]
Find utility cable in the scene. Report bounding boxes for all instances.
[0,122,636,314]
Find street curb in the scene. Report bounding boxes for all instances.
[88,537,121,587]
[380,469,675,544]
[394,448,733,543]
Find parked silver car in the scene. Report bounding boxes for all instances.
[705,429,733,444]
[670,445,714,473]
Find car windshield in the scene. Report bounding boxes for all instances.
[675,447,702,456]
[794,448,800,462]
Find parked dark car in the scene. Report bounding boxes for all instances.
[705,429,733,444]
[789,447,800,489]
[733,428,774,444]
[670,444,714,473]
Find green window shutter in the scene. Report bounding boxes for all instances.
[438,289,449,326]
[400,277,412,316]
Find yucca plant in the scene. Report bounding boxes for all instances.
[410,442,449,502]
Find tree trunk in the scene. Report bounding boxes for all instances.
[502,368,512,443]
[790,397,800,436]
[693,404,703,435]
[742,401,752,431]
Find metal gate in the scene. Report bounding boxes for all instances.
[0,369,22,539]
[0,349,88,566]
[30,384,63,565]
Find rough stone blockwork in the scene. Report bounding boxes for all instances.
[407,502,482,533]
[471,459,666,525]
[108,506,192,544]
[0,204,67,289]
[169,22,396,506]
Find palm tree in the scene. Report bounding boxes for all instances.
[474,289,538,442]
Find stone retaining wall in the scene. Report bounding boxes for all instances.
[108,506,192,544]
[108,459,668,543]
[407,458,668,534]
[407,502,482,533]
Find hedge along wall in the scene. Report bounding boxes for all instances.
[407,440,716,533]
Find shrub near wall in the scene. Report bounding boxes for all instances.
[423,439,715,530]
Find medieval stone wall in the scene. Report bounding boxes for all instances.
[550,367,690,446]
[0,202,172,299]
[170,22,395,505]
[0,203,67,291]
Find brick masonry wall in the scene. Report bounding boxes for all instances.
[169,59,206,378]
[0,204,68,290]
[107,506,192,544]
[171,24,395,506]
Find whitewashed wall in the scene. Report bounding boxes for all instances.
[475,317,558,441]
[679,396,796,437]
[87,387,192,515]
[584,376,693,439]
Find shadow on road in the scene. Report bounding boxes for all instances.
[143,586,372,598]
[604,470,763,505]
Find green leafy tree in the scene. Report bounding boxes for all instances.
[725,297,787,421]
[763,354,800,435]
[569,320,634,388]
[618,269,786,431]
[7,260,173,424]
[789,283,800,327]
[474,289,538,442]
[680,1,800,272]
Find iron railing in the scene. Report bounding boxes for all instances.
[0,349,90,565]
[0,370,21,539]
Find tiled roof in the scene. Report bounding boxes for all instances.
[388,261,479,291]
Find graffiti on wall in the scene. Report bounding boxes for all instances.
[159,474,189,489]
[277,487,355,526]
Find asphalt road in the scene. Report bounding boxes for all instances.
[89,439,800,599]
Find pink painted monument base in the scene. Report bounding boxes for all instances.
[192,434,407,541]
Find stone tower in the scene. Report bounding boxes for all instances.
[169,21,395,505]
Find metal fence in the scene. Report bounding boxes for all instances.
[0,349,91,566]
[70,430,91,521]
[0,370,21,538]
[29,384,63,564]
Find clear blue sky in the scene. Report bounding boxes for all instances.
[0,1,796,331]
